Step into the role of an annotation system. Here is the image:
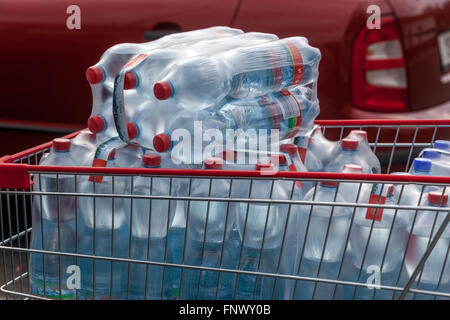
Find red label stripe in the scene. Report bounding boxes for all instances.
[124,53,148,68]
[282,40,304,86]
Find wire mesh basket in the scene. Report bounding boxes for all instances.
[0,119,449,300]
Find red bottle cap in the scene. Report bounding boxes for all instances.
[52,138,71,151]
[153,133,171,152]
[269,154,287,165]
[342,138,359,150]
[154,81,173,100]
[343,164,363,173]
[320,181,338,187]
[127,122,138,140]
[86,66,104,84]
[87,115,105,133]
[124,71,137,90]
[428,191,448,206]
[255,163,274,171]
[350,130,368,141]
[204,157,223,169]
[143,153,161,167]
[280,144,298,155]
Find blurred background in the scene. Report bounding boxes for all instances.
[0,0,449,156]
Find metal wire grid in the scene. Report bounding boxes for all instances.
[0,122,449,300]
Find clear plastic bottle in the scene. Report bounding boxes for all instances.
[294,181,353,300]
[421,150,450,176]
[235,163,294,299]
[419,148,450,165]
[349,184,408,300]
[215,87,319,143]
[182,157,239,299]
[325,138,372,174]
[346,130,381,174]
[304,126,339,169]
[405,191,450,299]
[122,33,279,97]
[153,37,321,110]
[29,139,77,299]
[77,149,131,300]
[149,110,225,161]
[124,153,170,299]
[91,26,243,141]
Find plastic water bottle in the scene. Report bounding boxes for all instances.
[125,153,170,299]
[294,133,324,172]
[92,27,243,142]
[29,139,77,299]
[294,181,352,300]
[87,92,147,140]
[325,139,372,174]
[153,37,321,110]
[306,126,339,169]
[70,130,99,165]
[77,149,131,300]
[346,130,381,174]
[36,139,77,222]
[409,159,445,192]
[235,163,294,299]
[122,33,279,97]
[338,164,371,203]
[421,150,450,176]
[181,157,240,299]
[434,140,450,152]
[349,184,408,300]
[149,110,225,158]
[215,87,319,143]
[419,148,450,165]
[279,143,312,196]
[405,191,450,299]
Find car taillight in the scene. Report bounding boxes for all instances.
[352,16,408,112]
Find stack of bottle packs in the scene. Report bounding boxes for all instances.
[28,26,449,300]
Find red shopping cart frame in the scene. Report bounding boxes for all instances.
[1,119,450,190]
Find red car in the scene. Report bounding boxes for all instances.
[0,0,449,156]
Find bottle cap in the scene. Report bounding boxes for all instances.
[87,115,105,133]
[428,191,448,206]
[52,138,71,151]
[153,133,171,152]
[280,144,298,155]
[255,163,274,171]
[350,130,368,142]
[423,150,441,160]
[342,138,358,150]
[154,81,173,100]
[86,66,104,84]
[320,181,338,187]
[143,153,161,167]
[220,150,236,161]
[204,157,223,169]
[434,140,450,151]
[124,71,137,90]
[127,122,138,140]
[108,149,116,160]
[269,154,287,165]
[413,158,432,172]
[342,164,363,173]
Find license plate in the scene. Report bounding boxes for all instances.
[437,30,450,72]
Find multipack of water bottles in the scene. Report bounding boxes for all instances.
[27,26,450,300]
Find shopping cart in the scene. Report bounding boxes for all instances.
[0,119,449,300]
